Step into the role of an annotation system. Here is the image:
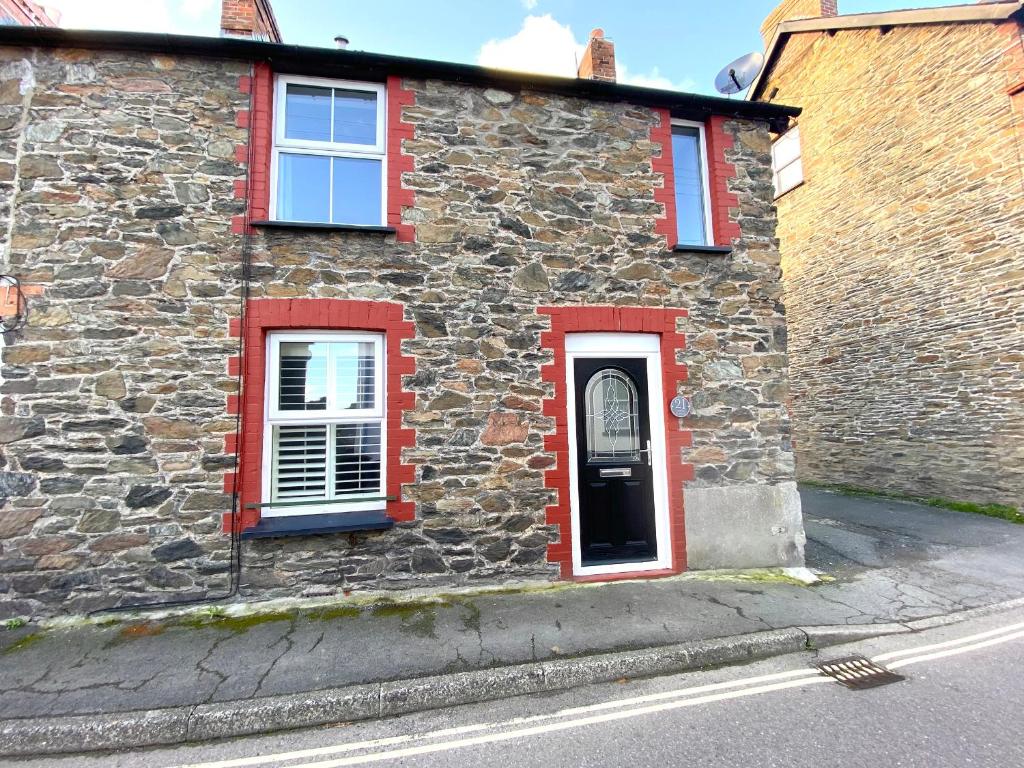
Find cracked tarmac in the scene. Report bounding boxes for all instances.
[1,487,1022,720]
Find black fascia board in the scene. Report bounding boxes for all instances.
[0,26,800,128]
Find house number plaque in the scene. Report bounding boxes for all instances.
[669,395,691,418]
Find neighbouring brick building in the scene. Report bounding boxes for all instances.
[0,0,803,619]
[752,0,1024,510]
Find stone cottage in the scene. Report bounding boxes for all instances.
[0,0,803,619]
[752,0,1024,509]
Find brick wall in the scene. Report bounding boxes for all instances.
[577,29,616,82]
[220,0,281,43]
[760,0,838,45]
[760,20,1024,509]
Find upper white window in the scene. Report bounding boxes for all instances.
[671,120,714,247]
[771,126,803,197]
[272,76,386,226]
[263,331,386,516]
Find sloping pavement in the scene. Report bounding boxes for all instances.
[1,487,1022,753]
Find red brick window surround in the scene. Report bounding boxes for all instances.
[233,67,415,242]
[224,299,417,533]
[538,306,694,581]
[651,109,741,249]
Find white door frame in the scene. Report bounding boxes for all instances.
[565,333,673,576]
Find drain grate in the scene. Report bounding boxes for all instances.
[815,656,906,690]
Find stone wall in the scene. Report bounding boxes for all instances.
[0,46,798,619]
[760,20,1024,509]
[0,48,250,617]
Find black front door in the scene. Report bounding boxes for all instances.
[573,357,657,565]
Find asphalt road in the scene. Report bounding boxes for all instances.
[16,606,1024,768]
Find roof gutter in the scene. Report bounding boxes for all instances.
[0,26,799,126]
[749,0,1023,100]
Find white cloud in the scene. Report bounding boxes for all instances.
[476,15,695,92]
[45,0,216,35]
[618,64,696,94]
[477,15,583,78]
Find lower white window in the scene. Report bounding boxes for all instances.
[263,331,386,515]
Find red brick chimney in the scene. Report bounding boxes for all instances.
[760,0,838,46]
[0,0,58,26]
[221,0,282,43]
[577,28,616,83]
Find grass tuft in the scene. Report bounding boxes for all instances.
[803,481,1023,524]
[3,632,43,654]
[174,607,295,632]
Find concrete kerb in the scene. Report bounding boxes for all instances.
[1,628,807,757]
[4,597,1024,758]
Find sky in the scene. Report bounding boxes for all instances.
[44,0,967,96]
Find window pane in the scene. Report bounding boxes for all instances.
[333,89,378,145]
[776,158,804,195]
[279,341,329,411]
[772,128,801,168]
[272,425,328,500]
[277,153,330,222]
[585,369,641,463]
[331,157,382,225]
[672,127,708,246]
[285,84,332,142]
[333,341,377,410]
[334,422,382,496]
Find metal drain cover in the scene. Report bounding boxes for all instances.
[815,656,906,690]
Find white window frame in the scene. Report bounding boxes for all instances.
[670,119,715,248]
[262,330,387,516]
[771,125,803,198]
[270,75,388,226]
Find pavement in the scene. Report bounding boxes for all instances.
[2,487,1023,756]
[24,603,1024,768]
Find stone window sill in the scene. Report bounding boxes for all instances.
[239,510,395,539]
[251,220,398,234]
[671,244,733,255]
[773,180,805,201]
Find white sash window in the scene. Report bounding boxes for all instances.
[271,76,387,226]
[670,120,714,247]
[263,331,386,516]
[771,126,803,197]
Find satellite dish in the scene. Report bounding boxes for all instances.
[714,51,765,95]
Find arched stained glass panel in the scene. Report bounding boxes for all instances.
[585,369,641,463]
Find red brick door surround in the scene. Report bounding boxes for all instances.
[539,306,694,581]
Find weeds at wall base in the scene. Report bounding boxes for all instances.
[802,481,1023,524]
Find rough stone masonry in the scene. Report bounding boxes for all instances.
[757,11,1024,509]
[0,42,802,619]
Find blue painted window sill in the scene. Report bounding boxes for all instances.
[671,244,733,255]
[240,511,395,539]
[251,220,397,234]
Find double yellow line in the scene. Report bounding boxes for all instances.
[177,619,1024,768]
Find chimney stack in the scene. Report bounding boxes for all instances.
[577,28,616,83]
[760,0,838,46]
[220,0,283,43]
[0,0,59,26]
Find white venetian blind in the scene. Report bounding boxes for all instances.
[272,425,328,499]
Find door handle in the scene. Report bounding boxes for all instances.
[638,440,652,466]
